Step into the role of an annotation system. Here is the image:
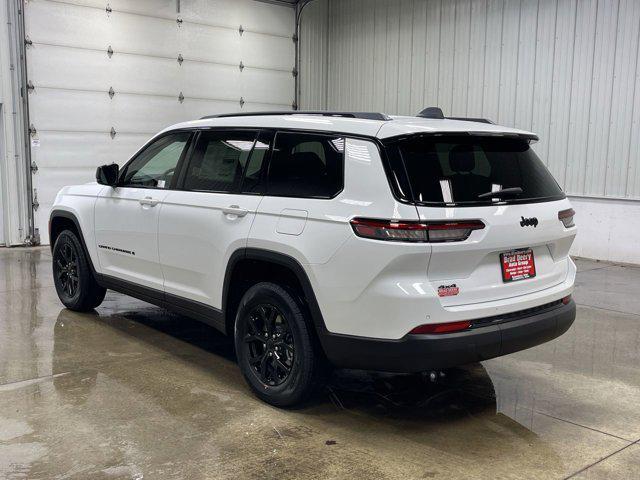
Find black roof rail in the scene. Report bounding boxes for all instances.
[201,111,392,121]
[447,116,494,124]
[417,106,494,124]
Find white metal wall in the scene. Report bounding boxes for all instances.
[300,0,640,201]
[25,0,296,244]
[298,0,329,109]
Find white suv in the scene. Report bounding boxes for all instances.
[50,109,577,407]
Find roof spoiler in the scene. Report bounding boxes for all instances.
[417,106,494,124]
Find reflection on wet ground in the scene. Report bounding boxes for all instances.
[0,248,639,479]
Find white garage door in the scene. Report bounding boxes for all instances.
[25,0,295,244]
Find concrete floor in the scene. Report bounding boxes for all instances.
[0,248,639,480]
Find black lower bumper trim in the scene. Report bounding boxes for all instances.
[319,300,576,373]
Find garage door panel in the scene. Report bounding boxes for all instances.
[181,0,294,37]
[30,89,186,133]
[28,2,182,59]
[179,25,293,72]
[180,64,293,105]
[27,1,112,50]
[68,0,178,19]
[108,12,179,58]
[180,63,241,100]
[239,34,294,71]
[239,70,294,105]
[49,0,295,38]
[179,24,242,66]
[109,55,180,95]
[30,90,111,132]
[27,45,109,91]
[27,46,181,95]
[31,132,147,170]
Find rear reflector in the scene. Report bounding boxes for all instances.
[558,208,575,228]
[350,218,484,243]
[561,295,572,305]
[409,320,472,335]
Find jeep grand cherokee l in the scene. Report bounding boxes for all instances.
[49,109,577,407]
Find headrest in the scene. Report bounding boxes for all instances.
[449,145,475,173]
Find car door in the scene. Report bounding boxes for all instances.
[94,131,193,291]
[158,129,271,309]
[247,130,352,265]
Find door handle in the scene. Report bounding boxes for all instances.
[139,196,159,207]
[222,205,248,217]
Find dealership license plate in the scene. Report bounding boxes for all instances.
[500,248,536,282]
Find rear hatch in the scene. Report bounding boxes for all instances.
[383,133,576,307]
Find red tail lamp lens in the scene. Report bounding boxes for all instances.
[350,218,428,242]
[350,218,484,243]
[558,208,575,228]
[409,320,472,335]
[561,295,572,305]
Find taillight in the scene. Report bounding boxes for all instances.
[350,218,484,243]
[426,221,485,242]
[350,218,428,242]
[562,295,572,305]
[558,208,575,228]
[409,320,472,334]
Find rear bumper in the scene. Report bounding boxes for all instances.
[319,299,576,373]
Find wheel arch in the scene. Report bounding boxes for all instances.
[49,209,99,277]
[222,248,329,343]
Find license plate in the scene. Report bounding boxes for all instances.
[500,248,536,282]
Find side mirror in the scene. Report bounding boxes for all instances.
[96,164,119,187]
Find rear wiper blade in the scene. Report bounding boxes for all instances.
[477,187,523,199]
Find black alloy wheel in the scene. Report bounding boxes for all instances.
[244,304,295,386]
[54,242,79,298]
[52,229,106,311]
[234,282,323,407]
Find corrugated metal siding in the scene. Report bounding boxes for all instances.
[299,0,640,199]
[299,0,328,108]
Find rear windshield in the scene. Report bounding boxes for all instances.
[385,135,565,206]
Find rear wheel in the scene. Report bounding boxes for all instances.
[52,230,106,311]
[234,282,322,407]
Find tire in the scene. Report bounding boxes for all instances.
[52,229,106,311]
[234,282,323,407]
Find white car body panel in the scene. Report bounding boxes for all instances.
[158,190,262,308]
[94,186,172,290]
[52,183,105,267]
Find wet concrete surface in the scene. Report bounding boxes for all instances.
[0,247,639,479]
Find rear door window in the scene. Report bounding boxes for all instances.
[266,132,344,199]
[182,130,259,193]
[385,135,565,206]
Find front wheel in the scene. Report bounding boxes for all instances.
[234,282,322,407]
[52,230,106,311]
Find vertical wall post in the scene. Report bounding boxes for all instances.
[14,0,37,244]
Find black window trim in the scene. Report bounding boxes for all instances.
[262,129,347,201]
[238,129,275,196]
[116,129,196,191]
[114,125,385,201]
